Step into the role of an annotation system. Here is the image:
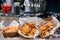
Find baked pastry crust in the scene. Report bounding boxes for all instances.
[3,26,18,37]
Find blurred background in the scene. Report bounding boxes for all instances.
[0,0,60,20]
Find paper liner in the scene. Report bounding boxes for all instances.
[38,16,60,38]
[18,17,41,38]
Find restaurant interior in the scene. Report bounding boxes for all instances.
[0,0,60,40]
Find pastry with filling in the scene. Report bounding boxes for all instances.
[3,26,18,37]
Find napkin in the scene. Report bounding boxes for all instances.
[9,20,19,26]
[0,20,5,29]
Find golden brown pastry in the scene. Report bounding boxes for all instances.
[28,28,36,36]
[20,22,36,36]
[44,18,52,21]
[21,24,31,35]
[3,26,18,37]
[39,22,54,38]
[3,26,18,32]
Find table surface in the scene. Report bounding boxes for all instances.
[0,31,60,40]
